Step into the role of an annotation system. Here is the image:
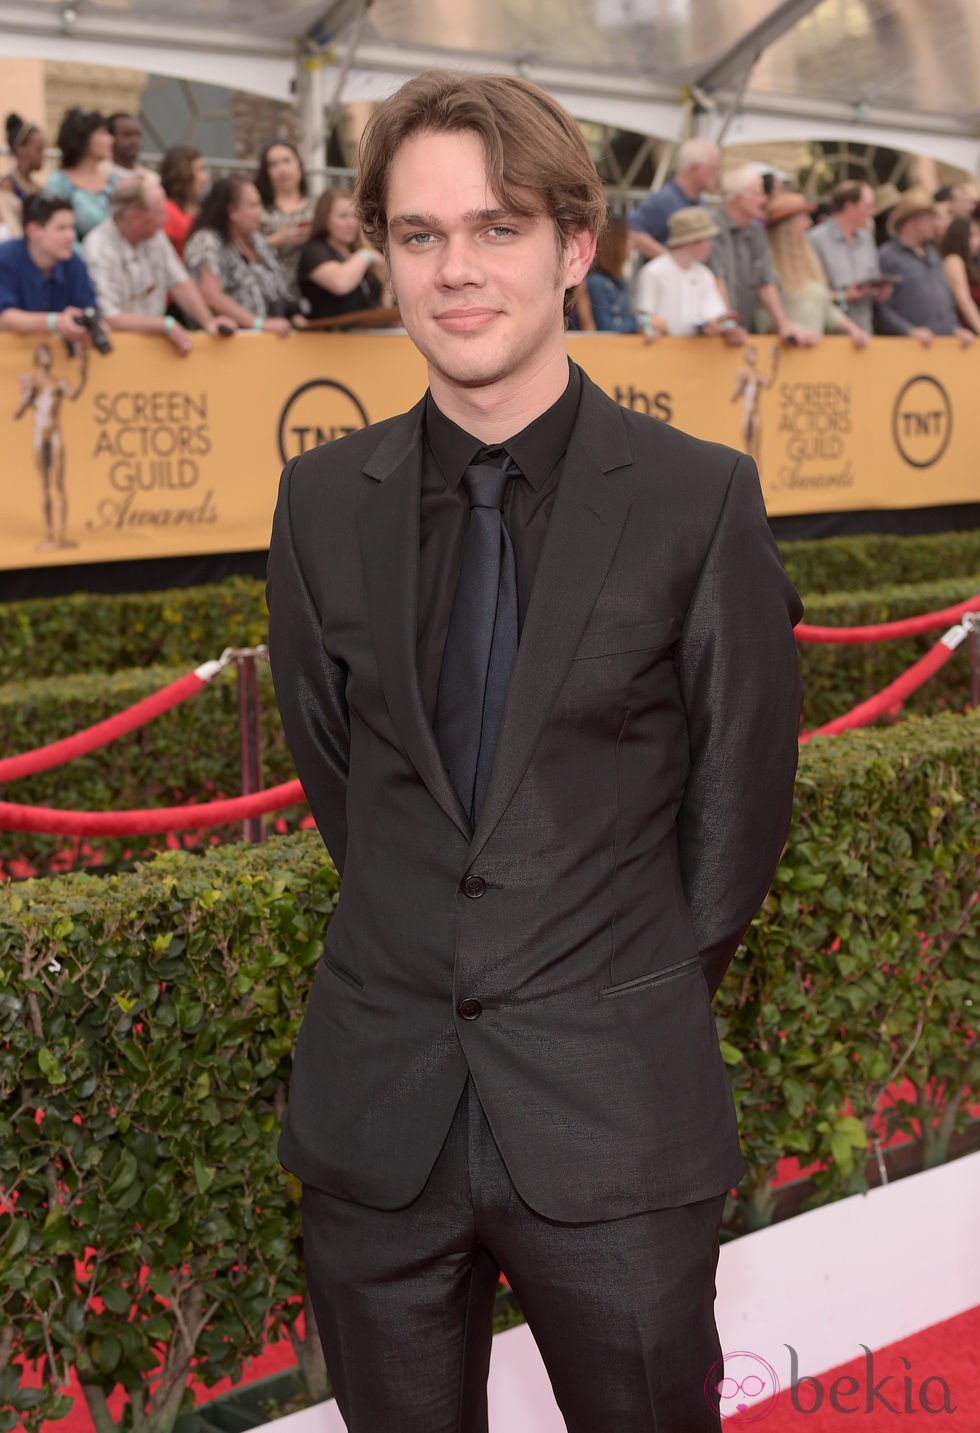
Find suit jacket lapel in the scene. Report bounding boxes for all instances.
[469,375,633,862]
[357,401,470,841]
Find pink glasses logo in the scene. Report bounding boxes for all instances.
[705,1351,780,1424]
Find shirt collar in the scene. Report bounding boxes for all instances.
[828,219,868,246]
[23,243,68,289]
[893,238,935,263]
[424,359,582,492]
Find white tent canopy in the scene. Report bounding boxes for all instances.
[1,0,978,173]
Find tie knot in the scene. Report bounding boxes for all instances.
[463,448,517,510]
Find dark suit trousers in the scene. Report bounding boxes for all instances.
[302,1080,725,1433]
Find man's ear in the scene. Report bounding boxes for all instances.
[564,226,597,288]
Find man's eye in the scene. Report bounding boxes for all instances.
[406,232,435,246]
[488,226,517,238]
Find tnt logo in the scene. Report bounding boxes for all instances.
[277,378,369,463]
[892,375,952,469]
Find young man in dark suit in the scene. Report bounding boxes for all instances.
[267,70,803,1433]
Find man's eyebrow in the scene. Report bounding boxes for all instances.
[388,208,529,230]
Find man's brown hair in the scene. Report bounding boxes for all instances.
[355,70,605,303]
[831,180,867,213]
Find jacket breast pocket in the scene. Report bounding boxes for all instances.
[573,617,680,661]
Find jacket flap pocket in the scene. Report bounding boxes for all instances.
[599,956,701,999]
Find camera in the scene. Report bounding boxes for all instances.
[266,297,311,321]
[77,306,112,354]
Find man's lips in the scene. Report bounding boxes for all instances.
[434,307,499,331]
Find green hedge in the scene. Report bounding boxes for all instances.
[0,666,299,880]
[721,707,980,1229]
[2,531,978,685]
[0,836,337,1432]
[779,530,980,594]
[799,576,979,728]
[0,577,268,685]
[2,711,977,1428]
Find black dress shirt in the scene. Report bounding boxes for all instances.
[417,361,582,721]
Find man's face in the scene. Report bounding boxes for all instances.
[29,209,77,266]
[899,210,936,248]
[112,117,142,168]
[729,177,766,226]
[691,153,720,196]
[119,193,165,245]
[851,186,875,229]
[384,128,593,398]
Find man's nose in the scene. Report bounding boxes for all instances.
[436,236,484,287]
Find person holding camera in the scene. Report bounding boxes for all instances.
[184,175,296,336]
[0,191,98,344]
[82,176,236,355]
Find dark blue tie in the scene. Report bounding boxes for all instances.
[434,447,520,826]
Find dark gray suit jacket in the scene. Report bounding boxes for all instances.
[267,367,803,1222]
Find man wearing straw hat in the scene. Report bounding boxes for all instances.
[875,186,974,346]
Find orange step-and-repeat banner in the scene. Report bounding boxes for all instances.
[1,330,977,571]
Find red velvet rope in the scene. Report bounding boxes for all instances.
[796,593,980,644]
[0,671,208,785]
[0,779,306,836]
[0,615,973,833]
[800,634,958,743]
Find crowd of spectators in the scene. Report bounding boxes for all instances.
[581,148,980,352]
[0,105,389,349]
[5,101,980,359]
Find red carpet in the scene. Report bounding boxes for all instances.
[740,1305,980,1429]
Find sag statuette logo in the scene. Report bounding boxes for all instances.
[892,374,952,469]
[277,378,369,464]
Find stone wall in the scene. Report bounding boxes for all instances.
[44,60,145,142]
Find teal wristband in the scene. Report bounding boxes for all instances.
[252,316,264,331]
[164,315,176,333]
[46,311,57,333]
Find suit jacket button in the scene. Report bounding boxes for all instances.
[457,998,483,1020]
[462,875,487,899]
